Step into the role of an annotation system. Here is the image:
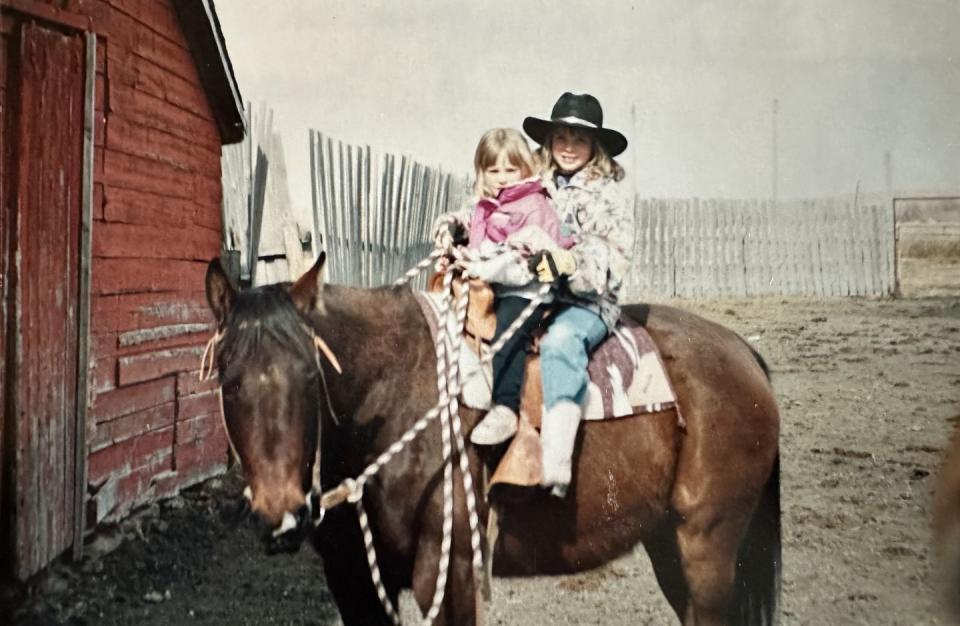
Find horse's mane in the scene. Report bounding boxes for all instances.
[217,284,317,377]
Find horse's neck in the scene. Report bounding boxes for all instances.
[316,283,417,356]
[315,285,448,497]
[315,285,433,428]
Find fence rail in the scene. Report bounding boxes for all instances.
[308,132,896,298]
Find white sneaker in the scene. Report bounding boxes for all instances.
[470,405,519,445]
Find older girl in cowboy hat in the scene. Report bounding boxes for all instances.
[518,92,635,497]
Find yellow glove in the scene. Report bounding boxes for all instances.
[528,249,576,283]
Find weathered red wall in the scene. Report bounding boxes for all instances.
[90,0,227,524]
[6,0,229,526]
[0,10,13,550]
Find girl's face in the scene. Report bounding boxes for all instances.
[550,126,593,174]
[484,152,525,194]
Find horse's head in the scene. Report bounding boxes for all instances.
[205,254,328,553]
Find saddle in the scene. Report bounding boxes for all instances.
[424,272,681,493]
[427,272,549,428]
[427,272,499,345]
[427,274,567,491]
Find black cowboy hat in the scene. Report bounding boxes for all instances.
[523,92,628,157]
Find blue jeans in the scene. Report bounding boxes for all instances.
[539,305,608,410]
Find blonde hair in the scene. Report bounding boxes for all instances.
[539,126,626,183]
[473,128,541,198]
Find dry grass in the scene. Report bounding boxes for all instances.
[899,223,960,259]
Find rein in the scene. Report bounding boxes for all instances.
[205,242,550,625]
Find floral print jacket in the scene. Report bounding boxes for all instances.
[547,170,635,332]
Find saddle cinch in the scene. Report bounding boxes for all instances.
[424,274,681,492]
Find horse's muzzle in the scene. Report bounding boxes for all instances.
[259,504,312,555]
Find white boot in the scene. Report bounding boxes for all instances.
[540,401,582,498]
[470,405,519,445]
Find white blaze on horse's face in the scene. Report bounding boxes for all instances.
[213,314,322,531]
[222,357,319,529]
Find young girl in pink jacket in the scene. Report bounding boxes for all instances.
[463,128,572,446]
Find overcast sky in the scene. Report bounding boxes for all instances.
[215,1,959,209]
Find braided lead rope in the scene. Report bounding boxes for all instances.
[333,270,460,625]
[319,248,550,625]
[425,270,456,624]
[354,493,403,625]
[445,277,485,576]
[393,249,445,287]
[356,398,448,486]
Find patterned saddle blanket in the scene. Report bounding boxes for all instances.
[414,290,680,423]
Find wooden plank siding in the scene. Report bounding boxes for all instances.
[1,0,235,578]
[83,0,226,528]
[0,11,13,561]
[10,21,85,580]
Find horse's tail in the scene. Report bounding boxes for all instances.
[729,453,781,626]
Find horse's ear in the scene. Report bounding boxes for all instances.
[205,257,237,328]
[289,252,326,315]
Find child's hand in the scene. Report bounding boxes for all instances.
[431,216,467,249]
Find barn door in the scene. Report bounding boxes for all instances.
[5,20,85,580]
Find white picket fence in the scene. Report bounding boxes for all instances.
[308,132,896,298]
[624,198,896,300]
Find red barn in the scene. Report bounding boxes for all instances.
[0,0,244,579]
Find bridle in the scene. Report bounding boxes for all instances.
[198,320,343,525]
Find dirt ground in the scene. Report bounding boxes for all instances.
[4,294,959,625]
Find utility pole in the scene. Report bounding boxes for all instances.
[771,97,779,204]
[630,103,638,196]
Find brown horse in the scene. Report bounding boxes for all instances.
[204,253,780,626]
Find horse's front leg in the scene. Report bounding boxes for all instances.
[411,525,480,626]
[315,506,401,626]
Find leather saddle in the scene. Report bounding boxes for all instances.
[428,272,548,429]
[428,273,550,491]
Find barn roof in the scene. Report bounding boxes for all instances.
[173,0,245,145]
